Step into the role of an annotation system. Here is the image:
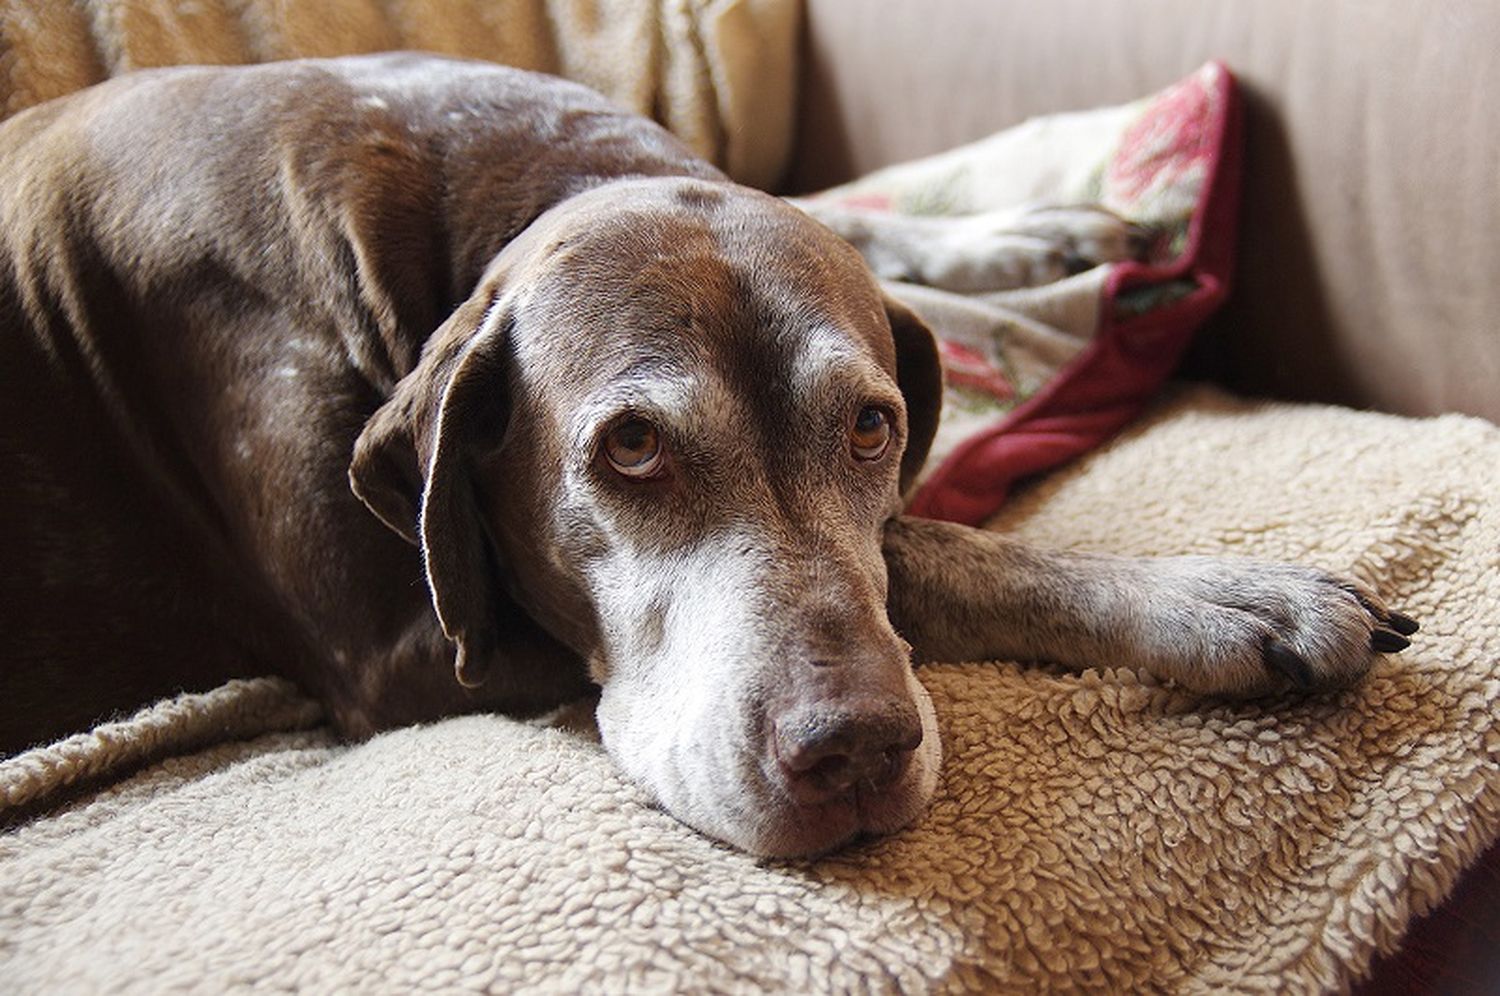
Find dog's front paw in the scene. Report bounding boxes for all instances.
[1129,557,1418,697]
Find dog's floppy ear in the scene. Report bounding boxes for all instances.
[349,291,512,689]
[883,293,943,496]
[348,384,427,547]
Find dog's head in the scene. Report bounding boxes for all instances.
[350,179,943,856]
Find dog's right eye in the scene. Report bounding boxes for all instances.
[850,405,892,462]
[603,417,666,479]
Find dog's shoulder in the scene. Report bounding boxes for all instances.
[2,54,714,310]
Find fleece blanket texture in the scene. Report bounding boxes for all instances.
[0,0,798,188]
[3,385,1497,993]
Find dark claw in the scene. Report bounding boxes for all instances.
[1336,581,1420,637]
[1387,612,1420,636]
[1370,630,1412,654]
[1264,639,1315,689]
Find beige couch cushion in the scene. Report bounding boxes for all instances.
[793,0,1500,423]
[0,0,799,189]
[5,385,1497,991]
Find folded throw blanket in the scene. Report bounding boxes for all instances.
[0,0,798,188]
[4,386,1496,992]
[805,63,1242,525]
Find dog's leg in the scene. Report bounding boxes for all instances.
[797,201,1152,294]
[883,516,1416,696]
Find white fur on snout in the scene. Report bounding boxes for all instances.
[585,528,940,857]
[590,531,772,833]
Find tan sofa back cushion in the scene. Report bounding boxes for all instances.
[0,0,799,189]
[792,0,1500,421]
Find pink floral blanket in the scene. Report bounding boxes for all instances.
[805,63,1242,524]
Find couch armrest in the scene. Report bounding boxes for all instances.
[790,0,1500,422]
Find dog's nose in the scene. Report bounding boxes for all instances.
[772,697,923,804]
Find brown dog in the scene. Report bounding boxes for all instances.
[0,54,1414,857]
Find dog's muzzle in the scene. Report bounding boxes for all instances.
[771,691,924,806]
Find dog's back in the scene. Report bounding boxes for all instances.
[0,54,711,752]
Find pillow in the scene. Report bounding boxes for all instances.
[804,63,1243,524]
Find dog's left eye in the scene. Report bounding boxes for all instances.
[603,417,666,479]
[850,406,892,461]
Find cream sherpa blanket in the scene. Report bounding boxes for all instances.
[3,385,1496,993]
[0,0,797,188]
